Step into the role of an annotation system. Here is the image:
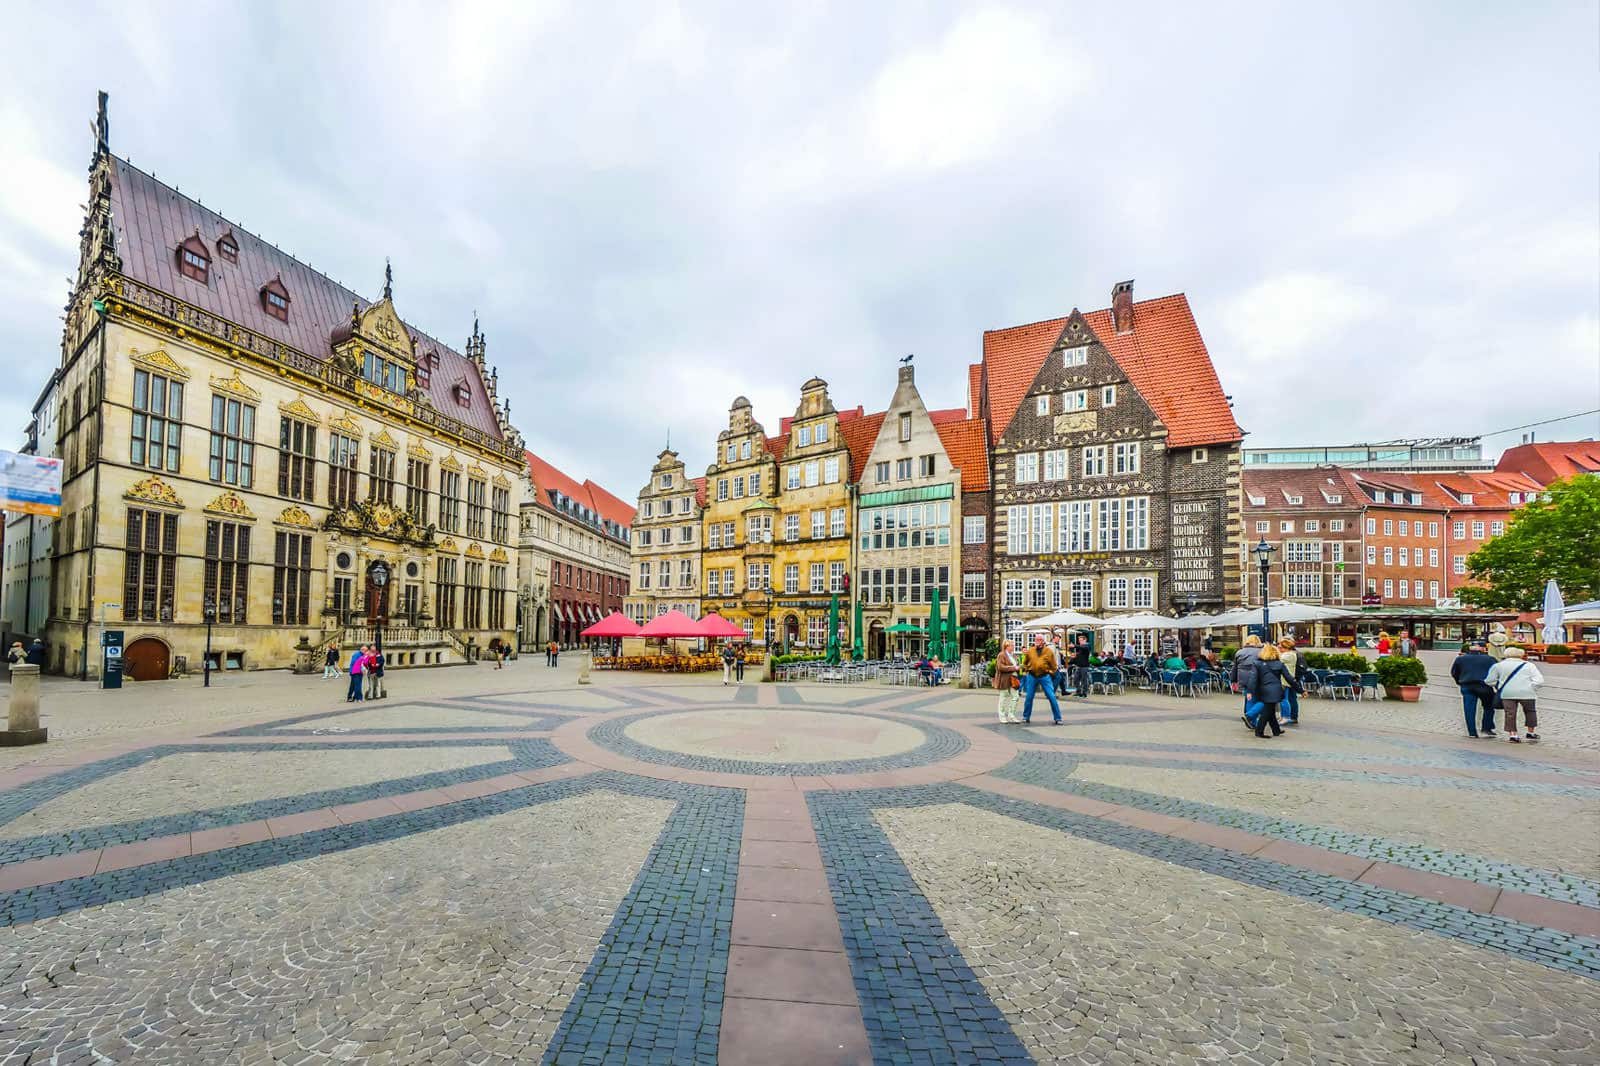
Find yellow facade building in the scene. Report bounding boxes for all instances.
[47,97,523,679]
[769,379,853,651]
[698,397,779,643]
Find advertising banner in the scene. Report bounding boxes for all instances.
[0,450,63,517]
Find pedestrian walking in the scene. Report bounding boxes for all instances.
[1485,646,1544,743]
[367,647,386,700]
[1070,636,1091,699]
[734,645,746,682]
[551,641,560,667]
[492,640,504,670]
[1049,635,1068,695]
[1230,634,1263,714]
[346,645,368,702]
[721,643,736,685]
[7,641,25,667]
[1376,631,1392,657]
[1449,642,1498,738]
[323,644,339,680]
[1398,631,1417,657]
[1278,638,1303,724]
[993,639,1021,722]
[1020,632,1063,725]
[1244,643,1298,738]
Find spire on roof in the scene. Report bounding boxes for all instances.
[383,258,393,301]
[92,90,110,166]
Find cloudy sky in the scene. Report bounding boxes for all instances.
[2,1,1596,497]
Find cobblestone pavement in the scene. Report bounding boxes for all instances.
[0,669,1595,1063]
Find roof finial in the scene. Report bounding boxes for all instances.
[92,90,110,164]
[900,353,914,365]
[383,258,393,301]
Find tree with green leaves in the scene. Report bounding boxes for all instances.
[1459,476,1600,611]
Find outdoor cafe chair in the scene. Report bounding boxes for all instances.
[1358,672,1381,701]
[1324,671,1359,700]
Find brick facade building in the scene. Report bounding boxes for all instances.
[519,452,632,650]
[1240,470,1364,608]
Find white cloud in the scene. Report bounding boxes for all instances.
[1218,272,1384,366]
[1339,168,1471,239]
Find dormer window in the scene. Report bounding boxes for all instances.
[415,352,432,385]
[176,233,210,283]
[259,275,290,322]
[1458,493,1472,505]
[217,230,239,263]
[453,382,471,408]
[363,351,405,394]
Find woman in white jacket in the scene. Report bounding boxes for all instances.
[1484,646,1545,742]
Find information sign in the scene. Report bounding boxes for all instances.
[0,450,62,517]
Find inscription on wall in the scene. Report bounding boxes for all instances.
[1169,498,1222,602]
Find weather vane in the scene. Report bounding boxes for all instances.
[900,353,914,365]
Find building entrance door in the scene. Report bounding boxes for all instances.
[869,622,885,659]
[124,637,169,681]
[784,614,800,650]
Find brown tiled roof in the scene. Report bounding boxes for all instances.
[936,417,990,492]
[1241,468,1358,507]
[979,293,1242,449]
[1495,441,1600,484]
[1430,471,1543,510]
[107,157,504,440]
[525,450,633,533]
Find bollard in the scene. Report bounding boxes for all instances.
[577,649,592,685]
[2,664,47,746]
[960,652,974,688]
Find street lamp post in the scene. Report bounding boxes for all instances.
[1251,537,1277,637]
[202,596,216,688]
[370,561,390,675]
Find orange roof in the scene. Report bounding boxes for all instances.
[979,293,1243,449]
[839,411,887,483]
[967,363,983,417]
[525,450,634,533]
[1430,471,1543,510]
[936,417,990,492]
[1495,441,1600,485]
[691,476,707,508]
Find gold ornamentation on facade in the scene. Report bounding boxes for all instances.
[279,398,321,424]
[373,429,399,449]
[322,499,432,546]
[465,542,485,559]
[330,412,364,438]
[127,347,191,381]
[438,537,460,553]
[440,453,464,472]
[209,367,262,404]
[489,546,509,563]
[204,491,257,520]
[275,505,317,528]
[123,475,183,508]
[467,462,488,480]
[406,440,433,460]
[492,473,512,489]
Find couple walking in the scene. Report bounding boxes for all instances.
[993,632,1071,725]
[1231,635,1303,738]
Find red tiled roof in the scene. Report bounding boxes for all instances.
[936,417,990,492]
[525,450,634,532]
[967,364,983,418]
[765,436,788,462]
[1495,441,1600,484]
[107,157,504,440]
[979,293,1242,449]
[691,476,707,508]
[927,408,966,426]
[1430,471,1543,510]
[1241,468,1359,507]
[839,411,887,483]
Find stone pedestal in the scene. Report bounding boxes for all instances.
[2,664,46,746]
[960,652,974,688]
[292,638,316,675]
[761,654,775,683]
[578,650,592,685]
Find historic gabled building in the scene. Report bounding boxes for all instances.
[698,397,781,643]
[770,379,853,651]
[975,281,1244,650]
[519,452,633,649]
[624,448,704,624]
[47,95,524,679]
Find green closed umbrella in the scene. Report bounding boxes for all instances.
[826,594,841,665]
[928,587,943,660]
[852,594,864,660]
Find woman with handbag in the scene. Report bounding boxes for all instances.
[1484,646,1545,742]
[993,639,1021,723]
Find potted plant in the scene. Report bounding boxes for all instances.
[1545,643,1574,664]
[1373,655,1427,701]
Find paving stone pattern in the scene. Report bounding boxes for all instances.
[998,750,1600,908]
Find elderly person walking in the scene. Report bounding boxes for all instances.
[1449,642,1498,738]
[1485,646,1545,743]
[1277,638,1304,725]
[1020,632,1063,725]
[993,639,1021,723]
[1243,643,1298,738]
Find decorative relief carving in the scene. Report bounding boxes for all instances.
[489,546,509,563]
[438,537,460,553]
[373,429,399,449]
[492,473,512,489]
[276,505,317,528]
[321,499,432,546]
[209,367,262,403]
[467,462,488,480]
[204,491,257,520]
[439,453,464,472]
[1054,411,1097,434]
[124,475,183,507]
[406,440,433,460]
[279,398,321,424]
[465,542,485,559]
[330,412,364,438]
[127,347,191,381]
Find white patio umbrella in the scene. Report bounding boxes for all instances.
[1095,612,1183,630]
[1019,609,1101,630]
[1263,600,1357,623]
[1541,579,1565,643]
[1170,613,1226,630]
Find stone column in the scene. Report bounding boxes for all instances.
[2,664,47,746]
[960,652,974,688]
[578,649,592,685]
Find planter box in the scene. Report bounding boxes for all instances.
[1546,654,1574,664]
[1396,684,1422,702]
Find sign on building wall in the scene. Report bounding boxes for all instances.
[1169,497,1222,602]
[0,450,62,517]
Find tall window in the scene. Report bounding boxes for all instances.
[1043,449,1067,480]
[329,433,359,509]
[1081,446,1106,477]
[963,515,986,544]
[491,486,511,543]
[1113,442,1140,474]
[435,556,458,628]
[405,457,430,525]
[204,520,251,623]
[784,563,800,593]
[810,562,825,592]
[439,470,462,533]
[273,531,311,625]
[368,445,396,503]
[278,416,316,500]
[123,509,177,622]
[488,564,507,628]
[209,396,256,486]
[962,572,985,601]
[1014,453,1039,483]
[1070,579,1094,609]
[131,369,183,473]
[333,575,353,619]
[466,478,488,538]
[679,559,694,587]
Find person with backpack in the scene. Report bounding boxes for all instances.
[1243,643,1298,738]
[1485,646,1545,743]
[993,639,1021,723]
[1020,632,1063,725]
[721,642,736,685]
[1449,642,1498,738]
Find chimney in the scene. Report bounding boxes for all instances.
[1111,279,1135,334]
[898,362,915,386]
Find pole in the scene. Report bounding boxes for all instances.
[203,611,213,687]
[1260,557,1271,637]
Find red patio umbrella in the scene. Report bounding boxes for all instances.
[582,611,643,638]
[638,609,707,638]
[696,614,747,639]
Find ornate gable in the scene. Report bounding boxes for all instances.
[124,475,183,508]
[127,347,190,381]
[406,440,433,460]
[210,367,262,404]
[279,398,321,424]
[356,299,416,362]
[492,473,512,489]
[465,542,485,559]
[204,491,256,520]
[330,412,364,438]
[489,546,509,563]
[275,505,317,528]
[440,453,464,473]
[467,462,488,481]
[438,537,460,553]
[373,429,399,450]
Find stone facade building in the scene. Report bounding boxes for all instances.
[770,379,853,651]
[2,369,62,646]
[625,448,704,624]
[520,451,633,650]
[47,97,524,680]
[974,282,1243,651]
[697,397,779,643]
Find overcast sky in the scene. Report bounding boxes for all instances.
[3,1,1597,498]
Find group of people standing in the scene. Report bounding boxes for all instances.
[991,631,1094,724]
[1450,641,1545,741]
[1230,635,1304,737]
[324,644,385,702]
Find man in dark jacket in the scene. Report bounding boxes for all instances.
[1449,643,1498,738]
[1070,637,1092,699]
